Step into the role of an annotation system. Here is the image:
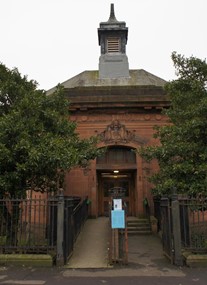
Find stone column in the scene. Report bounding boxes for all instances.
[56,190,64,266]
[171,194,183,266]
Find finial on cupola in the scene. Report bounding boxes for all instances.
[108,3,118,22]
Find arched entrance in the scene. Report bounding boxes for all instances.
[96,146,137,216]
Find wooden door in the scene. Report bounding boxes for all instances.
[99,177,132,216]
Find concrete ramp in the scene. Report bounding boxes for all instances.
[66,217,110,268]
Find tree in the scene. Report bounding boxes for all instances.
[139,52,207,197]
[0,63,101,198]
[0,64,38,115]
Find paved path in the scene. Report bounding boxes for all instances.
[64,217,185,277]
[66,217,110,268]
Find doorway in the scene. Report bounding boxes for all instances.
[96,146,137,216]
[98,171,135,216]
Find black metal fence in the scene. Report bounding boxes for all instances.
[63,196,88,264]
[157,196,207,265]
[0,195,88,265]
[0,197,57,254]
[179,197,207,253]
[73,197,88,241]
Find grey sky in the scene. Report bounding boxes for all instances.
[1,0,206,90]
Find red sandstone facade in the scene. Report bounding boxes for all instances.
[48,5,170,218]
[63,83,170,218]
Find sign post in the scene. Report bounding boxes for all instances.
[109,198,128,265]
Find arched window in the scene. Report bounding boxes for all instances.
[97,146,136,165]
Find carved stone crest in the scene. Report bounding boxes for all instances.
[99,120,146,145]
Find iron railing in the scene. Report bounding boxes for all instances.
[159,196,207,259]
[63,197,88,263]
[0,195,89,265]
[179,197,207,253]
[0,197,57,254]
[73,197,88,241]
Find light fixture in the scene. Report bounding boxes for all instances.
[113,170,119,173]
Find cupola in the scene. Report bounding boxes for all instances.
[98,3,129,79]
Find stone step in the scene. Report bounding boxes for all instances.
[127,230,152,235]
[127,225,151,229]
[127,218,152,235]
[128,225,151,230]
[127,218,149,223]
[127,221,149,226]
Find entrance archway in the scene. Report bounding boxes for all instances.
[96,146,137,216]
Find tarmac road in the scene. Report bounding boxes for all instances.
[0,266,207,285]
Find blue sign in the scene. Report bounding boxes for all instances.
[111,210,125,229]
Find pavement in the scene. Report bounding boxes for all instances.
[1,218,207,283]
[0,266,207,285]
[64,217,185,277]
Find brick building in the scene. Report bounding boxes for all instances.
[48,4,170,218]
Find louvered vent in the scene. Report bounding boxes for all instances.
[107,38,120,53]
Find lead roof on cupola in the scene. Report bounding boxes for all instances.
[98,3,128,43]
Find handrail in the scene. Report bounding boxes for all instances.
[72,197,84,214]
[72,197,88,242]
[143,198,151,222]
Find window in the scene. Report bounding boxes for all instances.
[107,37,120,53]
[97,147,136,165]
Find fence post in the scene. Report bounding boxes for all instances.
[56,190,65,266]
[171,195,183,266]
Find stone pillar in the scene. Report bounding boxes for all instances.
[171,195,183,266]
[89,160,97,217]
[56,190,64,266]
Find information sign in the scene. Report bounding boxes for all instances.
[111,210,125,229]
[113,199,122,210]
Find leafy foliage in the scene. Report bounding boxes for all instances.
[139,52,207,196]
[0,63,101,197]
[0,64,38,115]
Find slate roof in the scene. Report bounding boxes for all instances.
[47,69,167,95]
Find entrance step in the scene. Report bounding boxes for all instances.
[127,217,152,235]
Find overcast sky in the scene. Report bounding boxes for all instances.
[1,0,206,90]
